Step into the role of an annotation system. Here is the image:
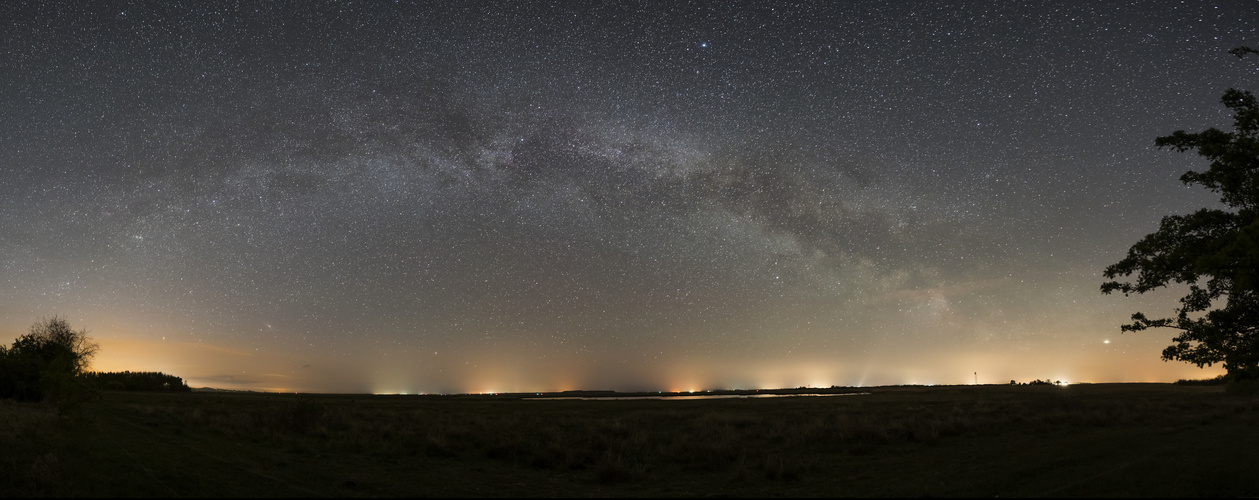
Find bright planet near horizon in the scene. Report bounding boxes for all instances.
[2,1,1255,393]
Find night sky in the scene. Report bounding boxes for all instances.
[2,1,1256,393]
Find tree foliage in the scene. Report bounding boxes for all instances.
[0,316,99,401]
[1102,47,1259,379]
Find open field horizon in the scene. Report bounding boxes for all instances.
[74,332,1228,395]
[179,379,1202,397]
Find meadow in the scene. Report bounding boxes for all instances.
[2,383,1256,497]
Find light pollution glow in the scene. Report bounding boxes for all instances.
[12,317,1222,394]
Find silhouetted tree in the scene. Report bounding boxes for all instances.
[1102,47,1259,380]
[0,316,98,401]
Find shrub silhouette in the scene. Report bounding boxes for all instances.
[0,317,98,402]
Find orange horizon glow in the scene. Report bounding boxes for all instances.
[43,332,1223,394]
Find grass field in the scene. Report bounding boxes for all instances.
[2,383,1257,497]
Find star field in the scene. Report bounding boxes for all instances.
[2,1,1256,392]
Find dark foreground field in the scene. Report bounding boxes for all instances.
[3,383,1257,497]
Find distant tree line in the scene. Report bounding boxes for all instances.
[1174,374,1229,386]
[1009,379,1065,386]
[80,371,191,392]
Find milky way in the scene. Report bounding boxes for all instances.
[2,1,1256,392]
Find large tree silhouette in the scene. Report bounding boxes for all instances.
[1102,47,1259,379]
